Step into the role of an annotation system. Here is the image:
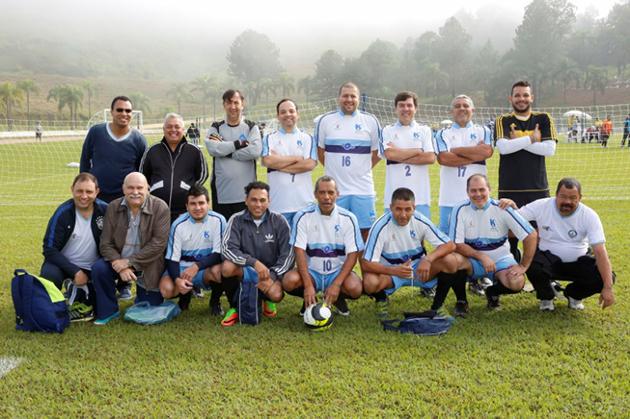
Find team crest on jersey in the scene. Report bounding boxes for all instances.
[489,219,497,231]
[96,216,104,230]
[203,231,210,240]
[297,140,303,147]
[342,143,355,151]
[355,124,362,131]
[334,224,341,235]
[470,133,477,141]
[413,132,420,139]
[265,233,274,243]
[239,134,247,141]
[410,230,417,239]
[568,229,578,238]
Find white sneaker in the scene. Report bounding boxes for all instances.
[568,296,585,310]
[539,299,555,311]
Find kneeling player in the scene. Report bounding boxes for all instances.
[160,185,225,312]
[449,174,537,309]
[361,188,466,317]
[282,176,364,316]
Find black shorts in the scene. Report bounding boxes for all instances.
[498,190,549,208]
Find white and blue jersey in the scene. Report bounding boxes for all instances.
[166,211,226,268]
[450,199,533,262]
[434,122,492,207]
[380,121,434,207]
[315,109,381,196]
[261,127,317,213]
[364,211,449,265]
[291,203,364,275]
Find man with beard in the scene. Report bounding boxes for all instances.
[502,178,615,311]
[494,81,557,262]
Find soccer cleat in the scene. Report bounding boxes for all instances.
[375,299,389,320]
[551,281,565,299]
[568,296,585,310]
[117,285,133,301]
[94,311,120,326]
[486,294,501,310]
[539,299,555,311]
[479,277,493,289]
[419,286,436,299]
[221,308,239,326]
[209,299,224,316]
[468,280,485,296]
[68,302,94,322]
[298,301,306,317]
[262,300,278,318]
[333,296,350,316]
[192,285,204,298]
[454,300,469,317]
[178,292,192,311]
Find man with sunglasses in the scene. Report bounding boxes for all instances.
[80,96,148,204]
[80,95,148,301]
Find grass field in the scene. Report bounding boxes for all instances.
[0,135,628,416]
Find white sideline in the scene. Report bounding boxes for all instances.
[0,357,23,378]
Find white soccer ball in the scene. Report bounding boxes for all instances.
[303,302,334,331]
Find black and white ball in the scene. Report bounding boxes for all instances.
[303,302,334,331]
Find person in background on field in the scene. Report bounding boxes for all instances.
[601,115,613,148]
[35,121,43,142]
[41,173,108,322]
[621,114,630,147]
[261,98,317,227]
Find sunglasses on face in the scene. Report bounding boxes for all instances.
[115,108,133,114]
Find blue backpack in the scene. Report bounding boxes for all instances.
[238,266,262,325]
[11,269,70,333]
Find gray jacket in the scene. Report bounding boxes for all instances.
[222,209,294,280]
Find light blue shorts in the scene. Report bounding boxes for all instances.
[163,266,207,289]
[308,268,341,292]
[337,194,376,229]
[439,206,453,235]
[469,255,517,281]
[385,258,437,295]
[282,212,297,229]
[384,204,431,220]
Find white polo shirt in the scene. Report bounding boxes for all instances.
[364,211,449,265]
[290,203,364,274]
[518,198,605,262]
[315,109,381,196]
[434,122,492,206]
[380,121,434,207]
[166,211,226,268]
[451,199,534,262]
[261,127,317,214]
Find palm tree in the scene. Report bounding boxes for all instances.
[47,84,83,129]
[128,92,151,114]
[167,83,193,115]
[275,73,295,98]
[190,75,220,119]
[82,81,99,118]
[17,79,39,128]
[0,82,24,130]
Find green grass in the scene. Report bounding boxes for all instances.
[0,135,628,416]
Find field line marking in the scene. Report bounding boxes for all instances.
[0,357,23,378]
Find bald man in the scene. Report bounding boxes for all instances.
[91,172,171,325]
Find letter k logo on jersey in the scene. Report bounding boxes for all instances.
[355,124,362,131]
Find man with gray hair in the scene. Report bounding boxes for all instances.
[92,172,171,325]
[434,94,493,234]
[140,112,208,223]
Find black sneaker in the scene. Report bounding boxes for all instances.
[486,294,500,310]
[419,286,436,299]
[298,301,306,317]
[192,285,204,298]
[209,299,224,316]
[454,300,469,317]
[178,292,192,310]
[333,296,350,316]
